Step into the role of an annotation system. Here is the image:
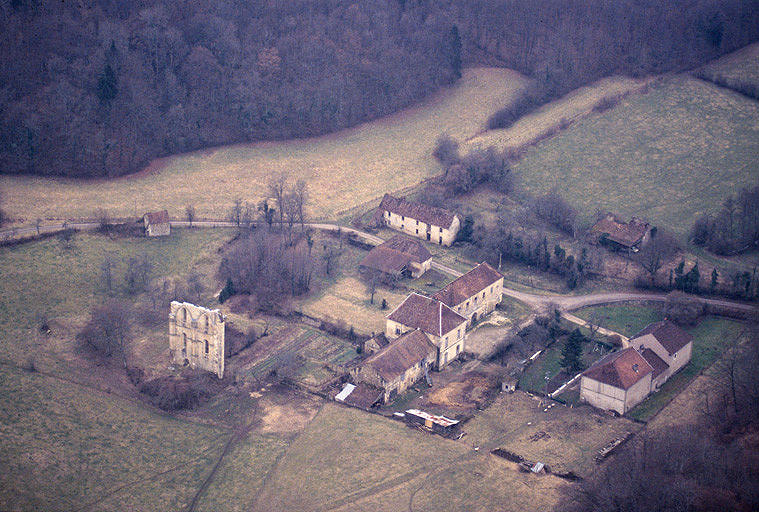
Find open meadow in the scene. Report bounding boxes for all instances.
[252,402,566,512]
[508,75,759,238]
[696,41,759,93]
[0,68,529,225]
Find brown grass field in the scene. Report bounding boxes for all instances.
[1,68,529,225]
[252,402,567,512]
[466,74,653,151]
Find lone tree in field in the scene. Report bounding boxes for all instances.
[268,174,288,229]
[560,328,585,373]
[77,300,132,369]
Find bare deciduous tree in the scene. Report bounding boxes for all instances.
[77,300,133,369]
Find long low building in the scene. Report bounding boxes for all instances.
[375,193,460,246]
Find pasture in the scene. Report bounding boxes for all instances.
[466,391,642,477]
[252,402,566,512]
[509,75,759,238]
[696,42,759,92]
[0,67,529,225]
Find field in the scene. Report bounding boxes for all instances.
[572,305,747,421]
[466,391,642,476]
[0,67,529,225]
[466,75,652,151]
[252,402,566,512]
[508,75,759,238]
[696,42,759,92]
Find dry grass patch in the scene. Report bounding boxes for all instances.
[466,391,642,476]
[1,68,529,225]
[298,276,407,336]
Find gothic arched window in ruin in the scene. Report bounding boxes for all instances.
[182,308,187,324]
[205,340,209,354]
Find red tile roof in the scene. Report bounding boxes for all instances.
[144,210,170,225]
[633,320,693,355]
[590,214,649,248]
[387,293,466,337]
[378,194,457,229]
[361,329,436,382]
[359,235,431,275]
[583,348,653,390]
[433,262,502,307]
[640,348,669,379]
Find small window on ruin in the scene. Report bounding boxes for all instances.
[205,340,209,354]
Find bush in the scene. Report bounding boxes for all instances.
[662,291,705,326]
[529,192,577,235]
[139,370,226,411]
[486,87,544,130]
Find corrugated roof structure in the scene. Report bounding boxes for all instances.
[387,293,466,337]
[433,262,502,307]
[405,409,459,427]
[582,348,653,390]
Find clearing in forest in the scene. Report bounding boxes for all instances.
[0,68,529,225]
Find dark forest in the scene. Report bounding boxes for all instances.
[1,0,757,178]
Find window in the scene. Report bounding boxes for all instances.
[456,344,460,354]
[416,229,419,234]
[205,315,210,332]
[181,308,187,323]
[458,328,461,338]
[416,219,418,225]
[401,215,405,221]
[439,227,443,233]
[444,336,448,346]
[439,236,442,244]
[182,333,187,355]
[396,327,401,335]
[204,340,209,354]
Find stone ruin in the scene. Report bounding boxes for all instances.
[168,301,225,378]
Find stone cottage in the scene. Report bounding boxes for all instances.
[359,234,433,279]
[375,194,460,246]
[386,292,467,369]
[351,329,437,402]
[144,210,170,237]
[433,262,503,326]
[629,320,693,390]
[580,347,654,415]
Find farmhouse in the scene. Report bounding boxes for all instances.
[433,262,503,326]
[350,329,437,402]
[629,320,693,389]
[386,292,467,369]
[580,348,654,415]
[359,234,432,279]
[143,210,170,237]
[590,213,649,252]
[375,193,460,246]
[168,301,225,378]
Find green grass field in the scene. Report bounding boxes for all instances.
[696,42,759,90]
[510,75,759,238]
[1,68,529,225]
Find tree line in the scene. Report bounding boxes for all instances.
[0,0,461,177]
[3,0,757,178]
[691,184,759,256]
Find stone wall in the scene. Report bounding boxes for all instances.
[169,301,225,378]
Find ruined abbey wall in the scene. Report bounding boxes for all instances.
[168,301,225,378]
